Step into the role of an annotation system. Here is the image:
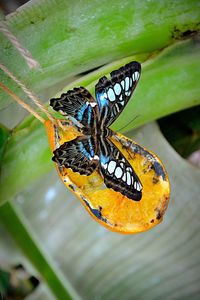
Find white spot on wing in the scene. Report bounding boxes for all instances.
[129,78,133,87]
[86,101,97,108]
[120,162,124,168]
[127,172,131,185]
[135,71,140,80]
[125,77,129,91]
[108,160,117,174]
[136,183,141,191]
[107,88,115,102]
[114,83,121,95]
[131,176,134,185]
[121,80,125,89]
[115,167,123,178]
[90,102,97,107]
[137,182,142,191]
[119,95,123,101]
[115,104,120,113]
[125,91,129,96]
[100,93,107,101]
[102,163,108,170]
[122,173,126,182]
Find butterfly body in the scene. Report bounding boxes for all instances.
[50,61,143,201]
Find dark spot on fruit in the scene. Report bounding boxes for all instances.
[153,177,159,184]
[155,209,162,220]
[69,184,75,191]
[151,162,166,180]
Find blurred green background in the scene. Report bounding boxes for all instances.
[0,1,200,299]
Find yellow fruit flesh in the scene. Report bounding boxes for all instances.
[45,120,170,234]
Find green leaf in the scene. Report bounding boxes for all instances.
[1,123,200,299]
[0,38,200,206]
[0,0,200,108]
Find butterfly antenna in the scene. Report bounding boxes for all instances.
[116,115,140,132]
[0,63,65,130]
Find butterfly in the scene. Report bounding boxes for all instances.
[50,61,143,201]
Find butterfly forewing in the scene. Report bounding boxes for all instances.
[52,136,99,176]
[98,135,142,201]
[50,87,97,128]
[95,61,141,128]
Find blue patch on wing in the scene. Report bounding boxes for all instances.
[96,91,109,111]
[100,154,109,165]
[50,86,96,128]
[76,102,93,127]
[77,103,87,122]
[79,138,94,159]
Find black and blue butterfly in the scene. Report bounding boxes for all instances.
[50,61,143,201]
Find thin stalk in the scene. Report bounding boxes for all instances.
[0,82,45,124]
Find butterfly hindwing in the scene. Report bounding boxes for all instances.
[98,135,142,201]
[50,87,97,128]
[95,61,141,127]
[52,136,99,176]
